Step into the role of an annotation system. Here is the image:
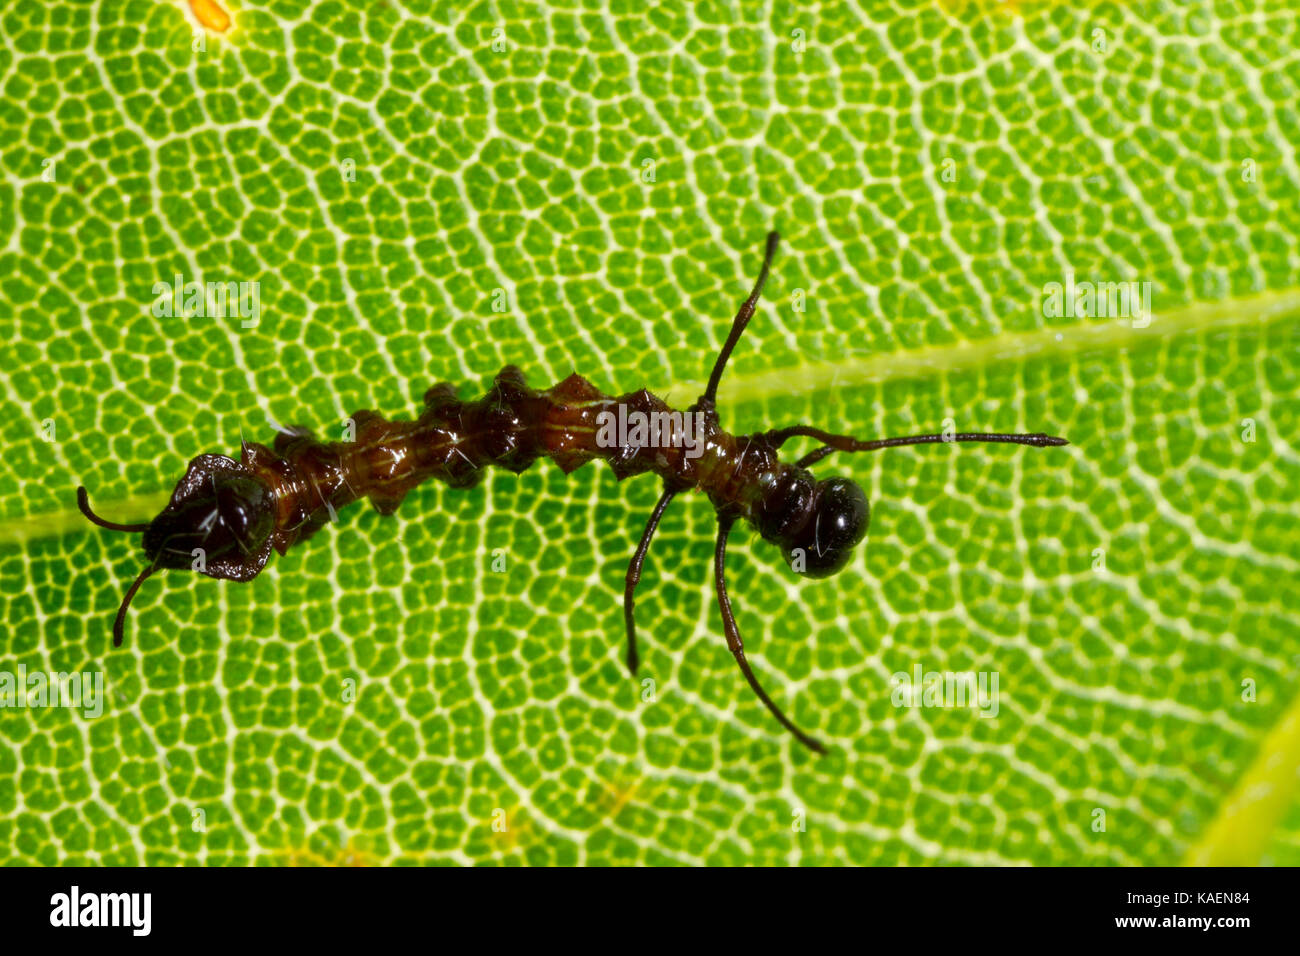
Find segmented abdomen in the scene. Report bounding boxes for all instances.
[240,365,780,555]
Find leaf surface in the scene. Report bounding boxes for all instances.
[1,0,1298,865]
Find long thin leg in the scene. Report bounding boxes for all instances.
[113,565,155,648]
[714,515,826,753]
[699,231,780,408]
[77,487,150,533]
[770,426,1069,467]
[794,445,837,469]
[623,487,679,674]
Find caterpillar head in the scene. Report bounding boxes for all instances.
[140,455,276,578]
[755,467,870,578]
[77,454,277,647]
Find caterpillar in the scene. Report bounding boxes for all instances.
[78,232,1068,752]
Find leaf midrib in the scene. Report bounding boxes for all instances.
[9,285,1299,547]
[710,286,1300,407]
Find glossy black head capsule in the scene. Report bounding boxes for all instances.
[141,454,277,581]
[755,467,870,578]
[77,454,280,648]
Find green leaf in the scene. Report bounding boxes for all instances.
[1,0,1298,865]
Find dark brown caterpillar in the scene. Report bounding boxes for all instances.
[78,232,1068,752]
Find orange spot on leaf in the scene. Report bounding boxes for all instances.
[276,839,374,867]
[189,0,231,33]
